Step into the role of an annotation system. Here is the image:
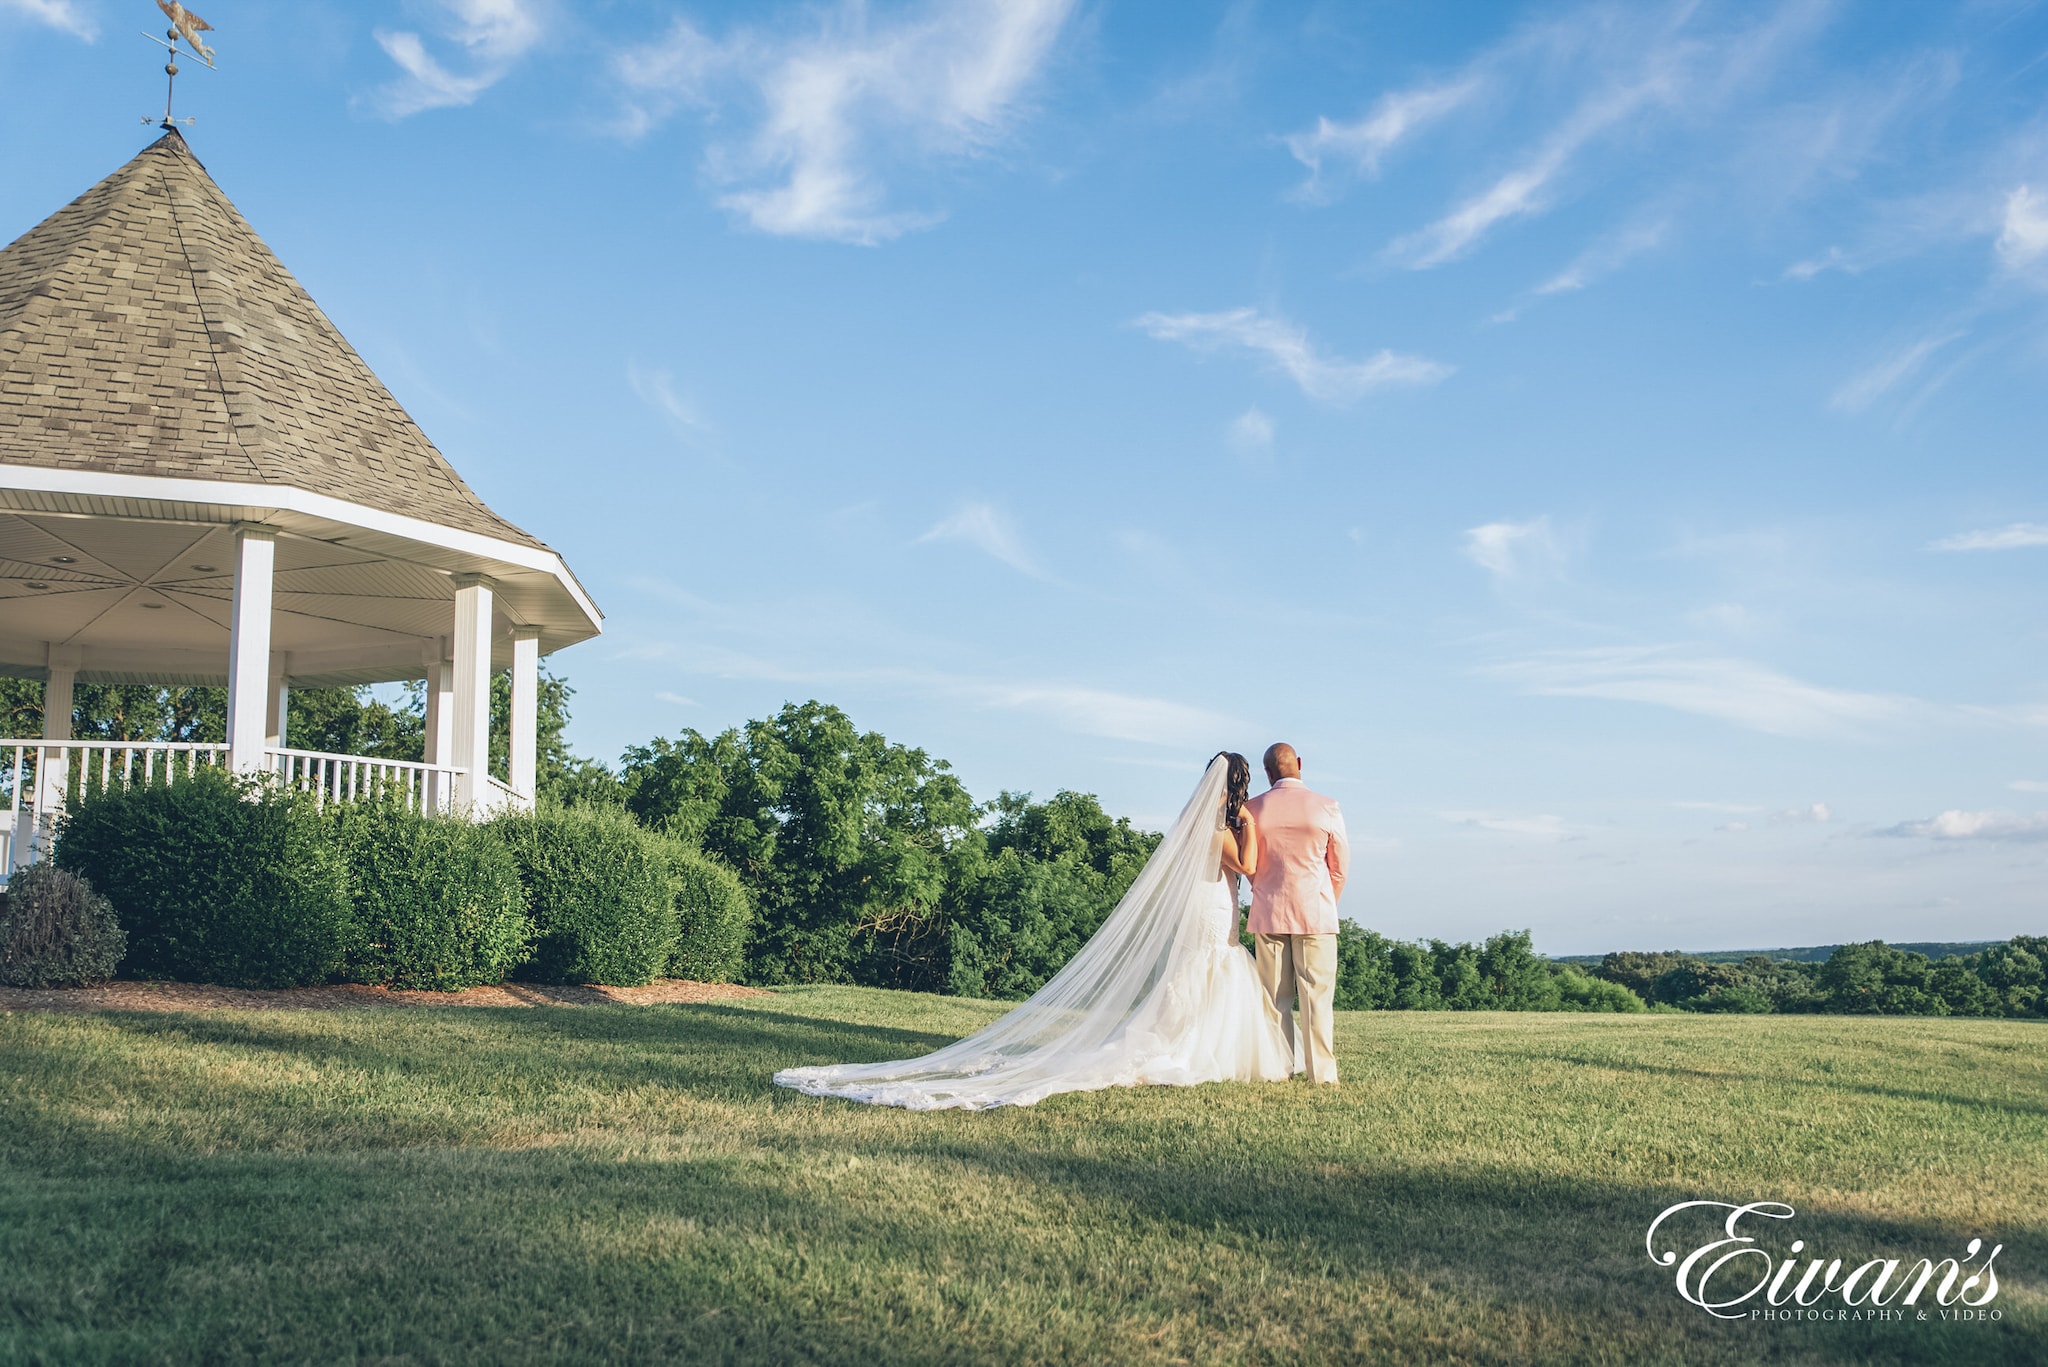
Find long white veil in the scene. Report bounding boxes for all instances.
[774,756,1233,1110]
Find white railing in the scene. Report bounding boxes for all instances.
[264,748,466,814]
[0,739,535,879]
[482,774,524,815]
[2,739,229,873]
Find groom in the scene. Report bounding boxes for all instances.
[1245,743,1349,1084]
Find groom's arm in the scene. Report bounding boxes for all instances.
[1325,807,1350,902]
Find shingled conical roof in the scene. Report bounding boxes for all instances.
[0,130,544,551]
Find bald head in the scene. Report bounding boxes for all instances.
[1262,743,1300,784]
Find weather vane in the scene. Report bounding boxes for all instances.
[141,2,215,131]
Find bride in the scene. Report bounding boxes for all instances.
[774,752,1294,1109]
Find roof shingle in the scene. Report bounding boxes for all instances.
[0,130,547,552]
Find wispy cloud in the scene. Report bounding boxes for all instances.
[654,690,698,706]
[919,502,1045,579]
[1227,407,1275,461]
[1829,330,1966,414]
[368,0,543,119]
[1359,1,1831,270]
[1285,77,1481,200]
[1783,246,1853,281]
[1536,218,1668,295]
[1930,523,2048,552]
[1135,308,1451,403]
[1440,810,1578,840]
[627,362,714,442]
[1996,185,2048,275]
[2012,780,2048,793]
[957,680,1234,749]
[612,0,1074,244]
[1771,802,1832,824]
[2,0,94,39]
[1487,647,1914,738]
[623,573,1243,748]
[1462,517,1560,579]
[1389,72,1676,270]
[1882,810,2048,841]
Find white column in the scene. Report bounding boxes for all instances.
[421,636,454,811]
[226,525,277,775]
[508,627,541,809]
[264,651,289,750]
[36,644,79,826]
[449,575,495,809]
[41,645,77,744]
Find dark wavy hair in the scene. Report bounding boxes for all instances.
[1216,751,1252,832]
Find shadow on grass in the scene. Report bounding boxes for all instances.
[1518,1048,2048,1120]
[0,1121,2033,1366]
[58,1001,965,1096]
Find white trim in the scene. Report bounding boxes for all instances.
[0,465,603,636]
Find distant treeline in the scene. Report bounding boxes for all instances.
[1332,927,1647,1012]
[1551,941,2000,967]
[1342,932,2047,1018]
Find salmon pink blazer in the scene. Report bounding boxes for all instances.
[1244,778,1350,936]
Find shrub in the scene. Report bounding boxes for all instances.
[1551,964,1648,1013]
[0,863,126,987]
[491,805,676,986]
[329,798,530,991]
[56,769,349,987]
[661,840,751,983]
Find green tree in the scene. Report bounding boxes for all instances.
[286,686,421,760]
[1430,939,1489,1010]
[1819,942,1943,1015]
[1333,922,1397,1009]
[1475,930,1563,1010]
[940,791,1162,999]
[1595,950,1693,1001]
[1654,960,1771,1013]
[1389,940,1442,1009]
[619,701,981,985]
[0,678,228,743]
[1972,940,2044,1017]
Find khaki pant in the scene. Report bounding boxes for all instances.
[1255,933,1339,1083]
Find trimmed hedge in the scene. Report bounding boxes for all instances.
[56,769,350,988]
[0,863,126,987]
[662,842,750,982]
[491,806,676,986]
[329,799,530,991]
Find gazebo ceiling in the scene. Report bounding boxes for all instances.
[0,490,594,687]
[0,130,600,689]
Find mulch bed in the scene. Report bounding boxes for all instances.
[0,979,772,1013]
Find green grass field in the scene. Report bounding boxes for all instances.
[0,990,2039,1365]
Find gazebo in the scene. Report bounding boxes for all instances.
[0,130,600,866]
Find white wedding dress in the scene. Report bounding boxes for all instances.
[774,756,1294,1110]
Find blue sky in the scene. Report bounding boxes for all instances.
[6,1,2047,952]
